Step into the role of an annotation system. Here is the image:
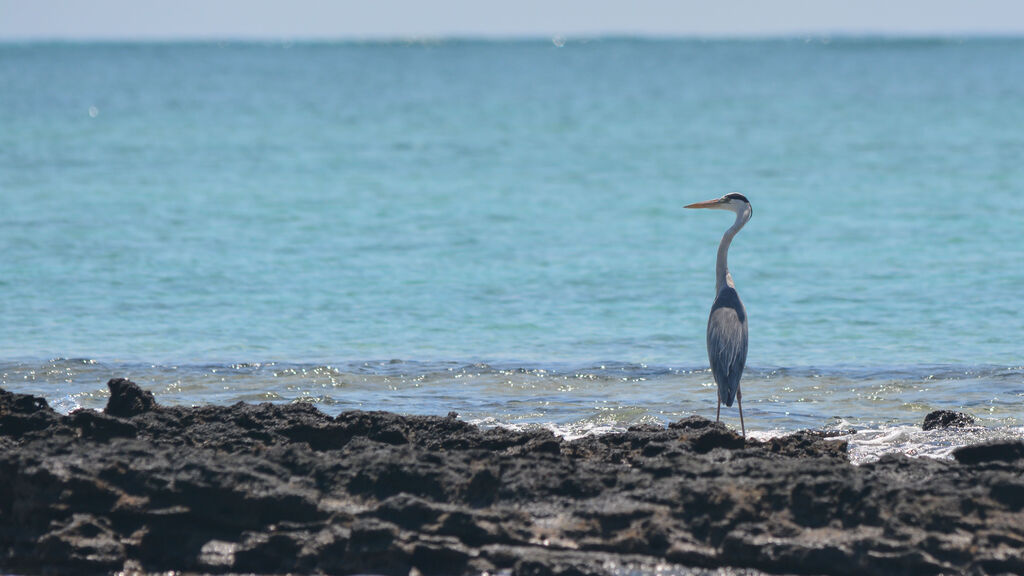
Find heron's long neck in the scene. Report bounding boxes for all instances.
[716,211,747,295]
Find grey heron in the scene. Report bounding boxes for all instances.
[685,193,752,436]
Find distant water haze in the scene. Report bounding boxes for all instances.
[3,0,1024,39]
[1,40,1022,455]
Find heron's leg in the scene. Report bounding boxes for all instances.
[737,388,745,438]
[716,395,721,423]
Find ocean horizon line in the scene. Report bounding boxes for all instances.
[3,32,1024,46]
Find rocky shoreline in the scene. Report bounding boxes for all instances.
[1,380,1022,575]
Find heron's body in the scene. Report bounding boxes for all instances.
[685,193,752,435]
[708,285,747,408]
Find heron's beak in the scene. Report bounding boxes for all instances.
[684,198,725,209]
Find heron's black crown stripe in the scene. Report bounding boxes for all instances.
[724,193,749,203]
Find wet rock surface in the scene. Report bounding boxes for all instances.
[2,380,1023,576]
[922,409,976,431]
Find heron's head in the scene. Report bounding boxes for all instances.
[685,193,752,221]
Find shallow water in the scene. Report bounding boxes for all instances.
[1,39,1023,460]
[3,357,1021,463]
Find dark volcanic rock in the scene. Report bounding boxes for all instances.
[953,440,1024,464]
[104,377,158,417]
[922,409,976,431]
[0,387,58,435]
[1,382,1022,576]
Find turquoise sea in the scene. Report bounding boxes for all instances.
[2,38,1022,460]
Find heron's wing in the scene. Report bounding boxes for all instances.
[707,287,748,407]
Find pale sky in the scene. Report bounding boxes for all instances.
[1,0,1023,40]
